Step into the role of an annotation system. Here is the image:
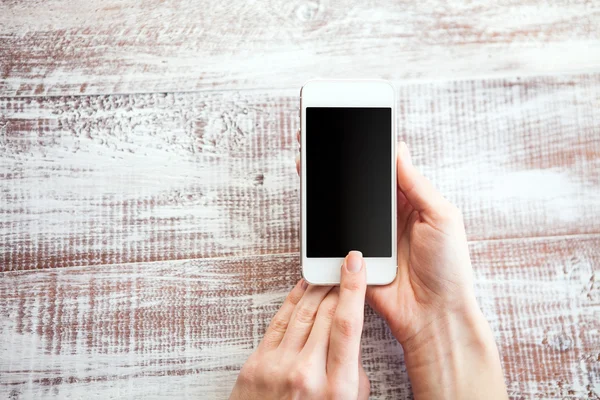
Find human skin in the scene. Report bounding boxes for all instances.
[229,251,370,399]
[231,138,508,399]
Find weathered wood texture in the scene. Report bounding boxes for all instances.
[2,74,599,271]
[1,0,600,96]
[1,236,598,399]
[2,1,600,397]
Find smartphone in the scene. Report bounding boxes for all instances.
[300,80,397,285]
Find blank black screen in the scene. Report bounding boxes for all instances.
[306,107,392,257]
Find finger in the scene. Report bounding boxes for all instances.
[397,186,413,234]
[397,141,447,214]
[358,364,370,400]
[301,287,339,360]
[258,279,308,352]
[279,285,332,353]
[327,251,367,378]
[358,348,370,400]
[296,129,301,176]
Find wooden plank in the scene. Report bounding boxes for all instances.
[2,74,600,271]
[1,0,600,96]
[1,235,598,399]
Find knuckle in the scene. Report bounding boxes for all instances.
[269,315,289,334]
[238,357,259,385]
[259,359,282,384]
[238,366,254,384]
[319,292,339,320]
[295,304,317,324]
[341,277,363,292]
[334,315,360,339]
[286,289,303,307]
[288,367,319,394]
[261,334,279,349]
[324,301,338,321]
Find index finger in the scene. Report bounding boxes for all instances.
[258,279,307,352]
[327,251,367,379]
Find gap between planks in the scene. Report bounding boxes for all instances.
[2,69,600,99]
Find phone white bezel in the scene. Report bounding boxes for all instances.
[300,79,397,285]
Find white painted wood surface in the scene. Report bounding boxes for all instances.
[2,75,599,272]
[1,235,599,398]
[1,1,600,398]
[1,73,599,399]
[1,0,600,96]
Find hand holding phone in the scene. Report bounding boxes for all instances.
[295,130,509,399]
[229,252,370,400]
[368,143,508,399]
[232,93,509,399]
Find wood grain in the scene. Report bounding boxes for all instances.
[1,235,598,399]
[2,74,600,271]
[2,1,599,398]
[1,0,600,96]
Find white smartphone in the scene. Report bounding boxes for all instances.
[300,79,397,285]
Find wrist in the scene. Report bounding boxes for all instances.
[401,298,492,362]
[401,300,507,399]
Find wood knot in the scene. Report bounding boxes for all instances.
[295,1,320,22]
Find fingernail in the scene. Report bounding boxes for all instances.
[400,141,411,165]
[346,251,363,273]
[301,279,309,290]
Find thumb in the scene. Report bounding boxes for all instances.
[396,142,446,214]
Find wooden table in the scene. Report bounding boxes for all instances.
[1,1,599,398]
